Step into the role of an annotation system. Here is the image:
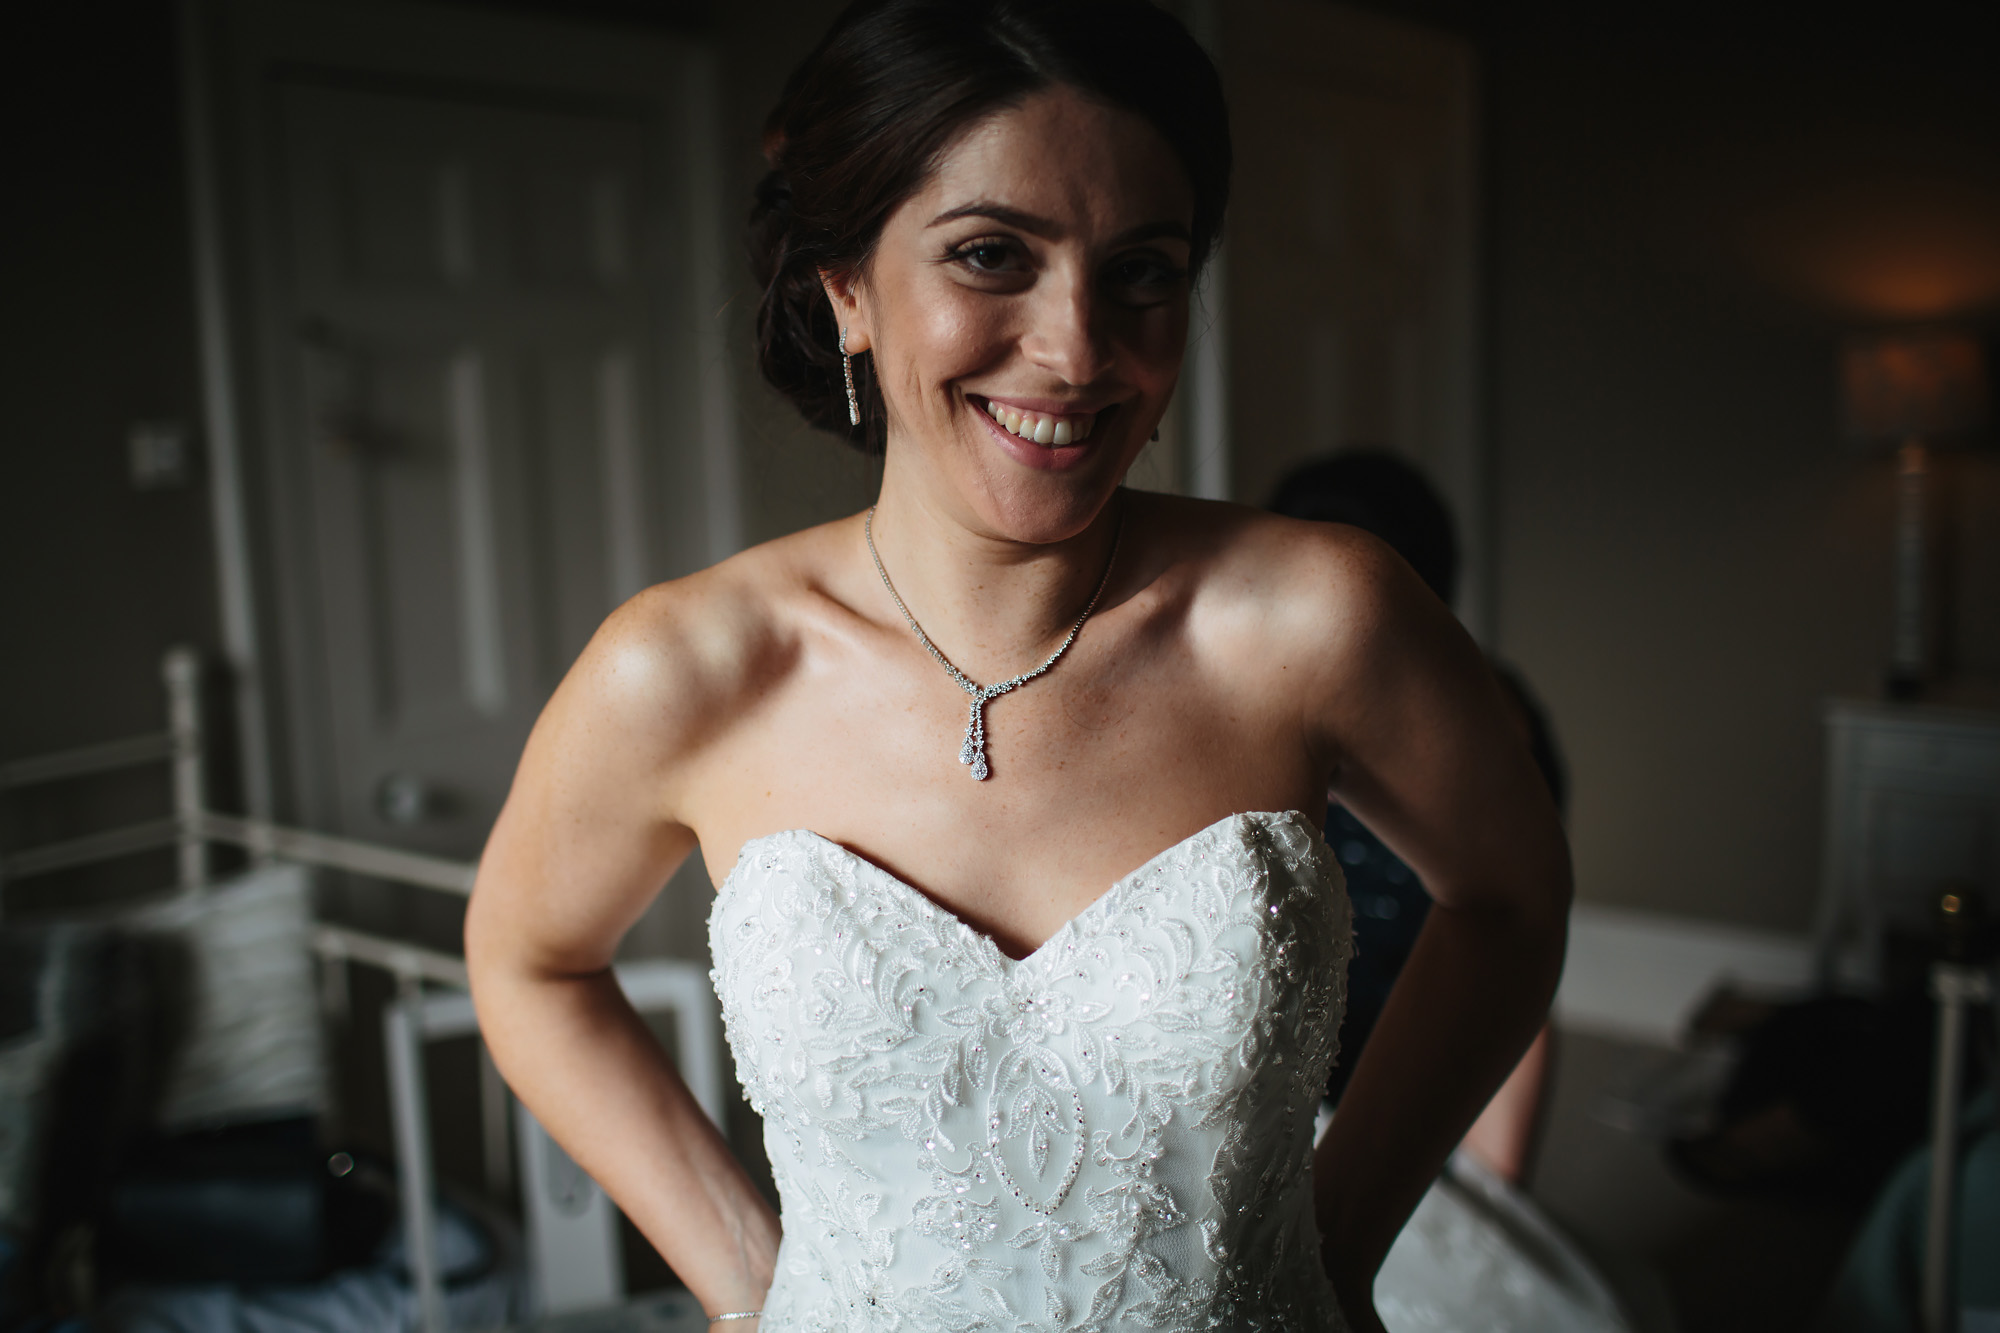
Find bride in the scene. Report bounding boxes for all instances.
[465,1,1570,1329]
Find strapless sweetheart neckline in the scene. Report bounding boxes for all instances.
[711,807,1354,1331]
[722,809,1319,968]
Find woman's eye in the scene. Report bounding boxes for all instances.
[952,241,1022,274]
[1106,253,1187,299]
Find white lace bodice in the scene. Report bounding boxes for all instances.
[708,810,1354,1332]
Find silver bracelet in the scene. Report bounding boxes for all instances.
[709,1314,761,1324]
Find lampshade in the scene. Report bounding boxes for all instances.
[1841,329,1990,446]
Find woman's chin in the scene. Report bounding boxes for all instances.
[967,458,1133,546]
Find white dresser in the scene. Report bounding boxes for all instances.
[1815,699,2000,985]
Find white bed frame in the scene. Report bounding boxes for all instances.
[0,647,721,1331]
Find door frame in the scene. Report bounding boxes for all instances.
[179,0,739,828]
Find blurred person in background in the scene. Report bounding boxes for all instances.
[1271,450,1564,1185]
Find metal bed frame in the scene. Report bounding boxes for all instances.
[0,647,721,1331]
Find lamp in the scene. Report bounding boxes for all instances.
[1840,329,1990,697]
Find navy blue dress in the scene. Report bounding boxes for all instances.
[1323,663,1565,1105]
[1322,803,1431,1104]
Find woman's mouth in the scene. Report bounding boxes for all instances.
[977,397,1100,447]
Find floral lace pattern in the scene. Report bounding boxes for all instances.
[709,811,1354,1332]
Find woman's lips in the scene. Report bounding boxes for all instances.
[968,396,1116,473]
[977,397,1098,446]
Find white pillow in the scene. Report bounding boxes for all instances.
[124,863,327,1130]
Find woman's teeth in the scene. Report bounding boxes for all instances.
[984,400,1093,447]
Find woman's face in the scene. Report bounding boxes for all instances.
[831,86,1195,544]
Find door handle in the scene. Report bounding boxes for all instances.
[300,318,404,460]
[374,772,435,826]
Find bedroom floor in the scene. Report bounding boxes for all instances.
[1529,1028,1870,1333]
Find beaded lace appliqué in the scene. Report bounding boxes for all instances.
[709,811,1354,1332]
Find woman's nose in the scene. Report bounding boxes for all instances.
[1022,272,1112,387]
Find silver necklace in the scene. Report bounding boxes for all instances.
[865,505,1123,781]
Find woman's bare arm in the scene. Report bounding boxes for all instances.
[465,581,780,1318]
[1287,530,1572,1329]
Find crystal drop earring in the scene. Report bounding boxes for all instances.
[840,326,861,427]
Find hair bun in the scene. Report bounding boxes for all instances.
[754,167,793,216]
[747,168,797,292]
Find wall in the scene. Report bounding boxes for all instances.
[710,0,885,546]
[1480,13,2000,931]
[1,2,223,908]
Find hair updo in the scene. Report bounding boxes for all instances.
[750,0,1231,454]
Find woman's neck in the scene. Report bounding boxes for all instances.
[863,480,1127,685]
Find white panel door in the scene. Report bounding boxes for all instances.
[277,83,678,871]
[191,5,731,1300]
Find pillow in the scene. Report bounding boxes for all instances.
[123,863,326,1130]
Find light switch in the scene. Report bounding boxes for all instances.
[129,422,192,490]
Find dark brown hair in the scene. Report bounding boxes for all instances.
[750,0,1230,453]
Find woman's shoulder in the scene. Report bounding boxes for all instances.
[1136,490,1410,630]
[620,517,852,634]
[1135,488,1459,735]
[554,518,859,757]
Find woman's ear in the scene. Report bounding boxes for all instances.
[819,267,873,353]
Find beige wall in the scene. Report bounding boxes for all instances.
[2,0,225,910]
[1481,41,2000,931]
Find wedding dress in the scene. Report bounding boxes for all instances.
[711,810,1355,1332]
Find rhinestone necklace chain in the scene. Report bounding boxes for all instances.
[864,503,1123,781]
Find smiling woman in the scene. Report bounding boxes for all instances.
[464,2,1571,1331]
[749,0,1228,458]
[819,85,1199,542]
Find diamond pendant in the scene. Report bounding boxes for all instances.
[864,501,1123,792]
[961,698,988,779]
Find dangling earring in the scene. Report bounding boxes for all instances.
[840,326,861,427]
